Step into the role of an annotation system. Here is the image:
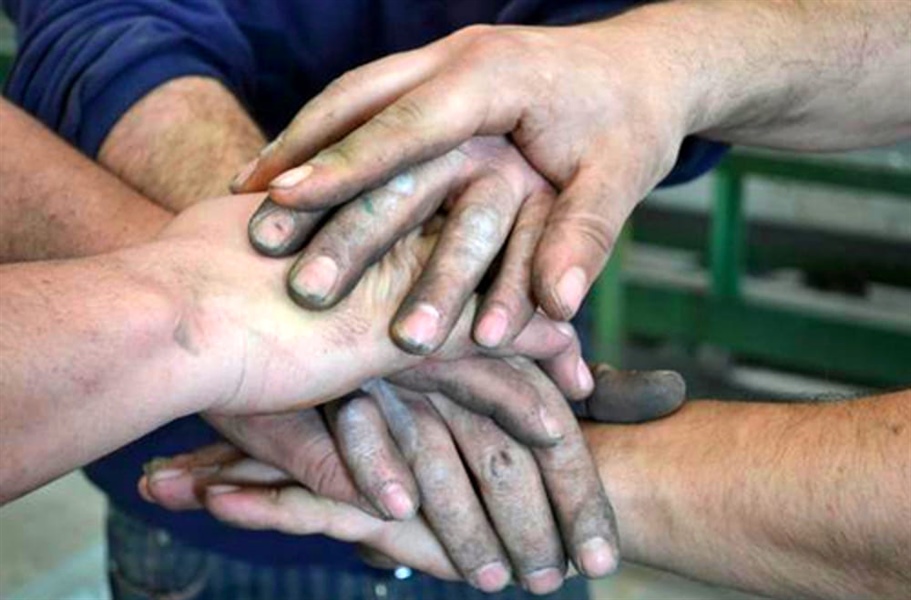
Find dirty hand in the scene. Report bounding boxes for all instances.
[233,13,698,323]
[141,363,687,592]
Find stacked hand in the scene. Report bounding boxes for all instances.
[143,361,685,594]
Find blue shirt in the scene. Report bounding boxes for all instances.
[3,0,725,567]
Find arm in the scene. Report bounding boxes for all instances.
[585,392,911,600]
[644,0,911,150]
[0,194,577,504]
[0,99,171,261]
[98,76,265,209]
[234,0,910,325]
[4,0,264,209]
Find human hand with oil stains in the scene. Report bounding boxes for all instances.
[141,362,686,594]
[242,136,566,360]
[153,193,585,444]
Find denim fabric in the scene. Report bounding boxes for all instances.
[106,504,590,600]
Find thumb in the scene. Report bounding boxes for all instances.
[574,364,686,424]
[532,169,636,321]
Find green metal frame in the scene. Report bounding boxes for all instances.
[592,151,911,387]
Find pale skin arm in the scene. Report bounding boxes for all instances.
[0,99,171,261]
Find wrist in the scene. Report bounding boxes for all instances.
[114,241,234,417]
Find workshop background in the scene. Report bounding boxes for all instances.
[1,9,909,600]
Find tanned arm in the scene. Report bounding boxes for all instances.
[585,392,911,600]
[98,76,265,208]
[0,99,171,261]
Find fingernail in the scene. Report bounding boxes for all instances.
[250,204,296,250]
[259,135,282,158]
[523,568,563,595]
[539,407,564,441]
[290,255,339,304]
[148,468,186,484]
[470,562,510,593]
[577,359,594,394]
[554,321,575,339]
[395,303,440,352]
[270,165,313,190]
[475,307,509,348]
[207,485,241,497]
[555,267,587,318]
[231,158,258,192]
[577,537,618,577]
[379,482,415,520]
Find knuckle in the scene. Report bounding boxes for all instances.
[296,445,346,497]
[449,202,505,262]
[548,209,619,259]
[374,97,429,133]
[476,444,530,493]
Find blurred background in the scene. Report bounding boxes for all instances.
[1,9,908,600]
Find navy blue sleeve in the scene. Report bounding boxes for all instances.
[498,0,728,186]
[2,0,256,158]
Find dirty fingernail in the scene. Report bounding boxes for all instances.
[270,165,313,190]
[290,255,339,305]
[475,306,509,348]
[555,267,587,318]
[577,359,594,394]
[250,204,296,250]
[395,303,440,352]
[577,537,618,577]
[207,485,241,497]
[470,562,510,593]
[149,468,186,484]
[540,407,564,442]
[231,158,259,192]
[523,568,563,595]
[379,482,415,520]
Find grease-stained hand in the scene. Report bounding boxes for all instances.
[243,136,558,356]
[232,16,696,324]
[141,363,687,595]
[155,193,591,444]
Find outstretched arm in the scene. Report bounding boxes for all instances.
[587,391,911,600]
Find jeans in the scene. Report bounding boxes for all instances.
[105,504,590,600]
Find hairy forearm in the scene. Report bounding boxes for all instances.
[585,392,911,599]
[616,0,911,151]
[0,99,171,262]
[99,76,266,209]
[0,246,215,503]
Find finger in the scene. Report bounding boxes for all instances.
[538,320,595,401]
[325,396,419,520]
[515,359,621,578]
[261,69,492,212]
[429,393,567,596]
[390,172,524,355]
[389,358,565,447]
[247,196,327,257]
[285,152,465,309]
[143,455,290,511]
[366,381,512,593]
[474,187,553,349]
[203,484,460,581]
[232,44,448,193]
[575,365,686,423]
[533,166,638,321]
[139,443,243,509]
[206,410,368,511]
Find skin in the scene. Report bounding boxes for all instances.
[142,362,687,595]
[0,95,635,589]
[143,389,911,600]
[232,0,911,338]
[0,193,582,505]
